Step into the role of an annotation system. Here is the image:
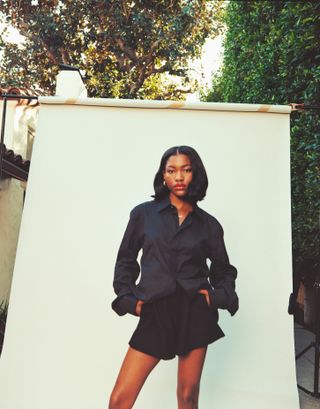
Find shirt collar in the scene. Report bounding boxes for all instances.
[156,194,201,216]
[156,194,171,212]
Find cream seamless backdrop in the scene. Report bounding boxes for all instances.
[0,99,298,409]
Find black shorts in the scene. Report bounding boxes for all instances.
[129,283,225,360]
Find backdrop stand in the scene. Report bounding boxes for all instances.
[295,274,320,398]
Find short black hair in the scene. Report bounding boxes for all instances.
[152,145,208,204]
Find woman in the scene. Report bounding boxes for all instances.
[109,145,239,409]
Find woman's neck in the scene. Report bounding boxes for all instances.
[169,193,193,212]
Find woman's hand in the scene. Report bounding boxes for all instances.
[197,289,211,307]
[135,299,145,316]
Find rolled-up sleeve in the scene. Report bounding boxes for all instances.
[111,206,144,316]
[207,221,239,316]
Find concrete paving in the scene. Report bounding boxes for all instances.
[294,322,320,408]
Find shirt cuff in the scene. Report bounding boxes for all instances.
[208,288,227,309]
[111,294,138,316]
[208,288,239,316]
[228,297,239,316]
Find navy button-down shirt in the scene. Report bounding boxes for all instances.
[111,194,239,317]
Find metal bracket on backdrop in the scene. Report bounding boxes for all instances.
[0,93,38,180]
[290,103,320,111]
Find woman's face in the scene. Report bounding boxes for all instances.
[163,153,193,198]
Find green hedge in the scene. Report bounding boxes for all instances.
[205,1,320,282]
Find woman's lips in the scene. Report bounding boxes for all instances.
[174,185,186,189]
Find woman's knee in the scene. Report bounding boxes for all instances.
[108,387,128,409]
[177,383,200,407]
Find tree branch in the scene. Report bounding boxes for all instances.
[129,64,147,96]
[60,47,70,65]
[114,37,138,63]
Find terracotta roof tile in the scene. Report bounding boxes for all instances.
[0,87,40,106]
[0,143,30,182]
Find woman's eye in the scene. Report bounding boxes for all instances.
[184,168,192,173]
[167,169,174,174]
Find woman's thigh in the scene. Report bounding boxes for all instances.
[109,346,160,408]
[177,346,208,393]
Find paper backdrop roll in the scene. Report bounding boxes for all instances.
[0,98,298,409]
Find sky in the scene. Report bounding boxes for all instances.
[0,23,25,48]
[0,22,26,62]
[186,35,224,101]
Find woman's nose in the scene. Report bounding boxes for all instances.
[175,171,184,181]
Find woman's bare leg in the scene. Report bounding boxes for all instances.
[176,346,208,409]
[108,346,160,409]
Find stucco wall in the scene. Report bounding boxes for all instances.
[0,178,24,303]
[0,101,38,304]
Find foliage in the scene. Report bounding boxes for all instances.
[205,1,320,281]
[0,0,224,99]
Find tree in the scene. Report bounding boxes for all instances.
[0,0,224,99]
[205,1,320,282]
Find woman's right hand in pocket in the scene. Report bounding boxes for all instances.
[135,299,145,316]
[197,289,211,307]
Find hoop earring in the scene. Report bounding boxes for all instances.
[163,180,166,186]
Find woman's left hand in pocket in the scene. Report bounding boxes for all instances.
[135,299,145,316]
